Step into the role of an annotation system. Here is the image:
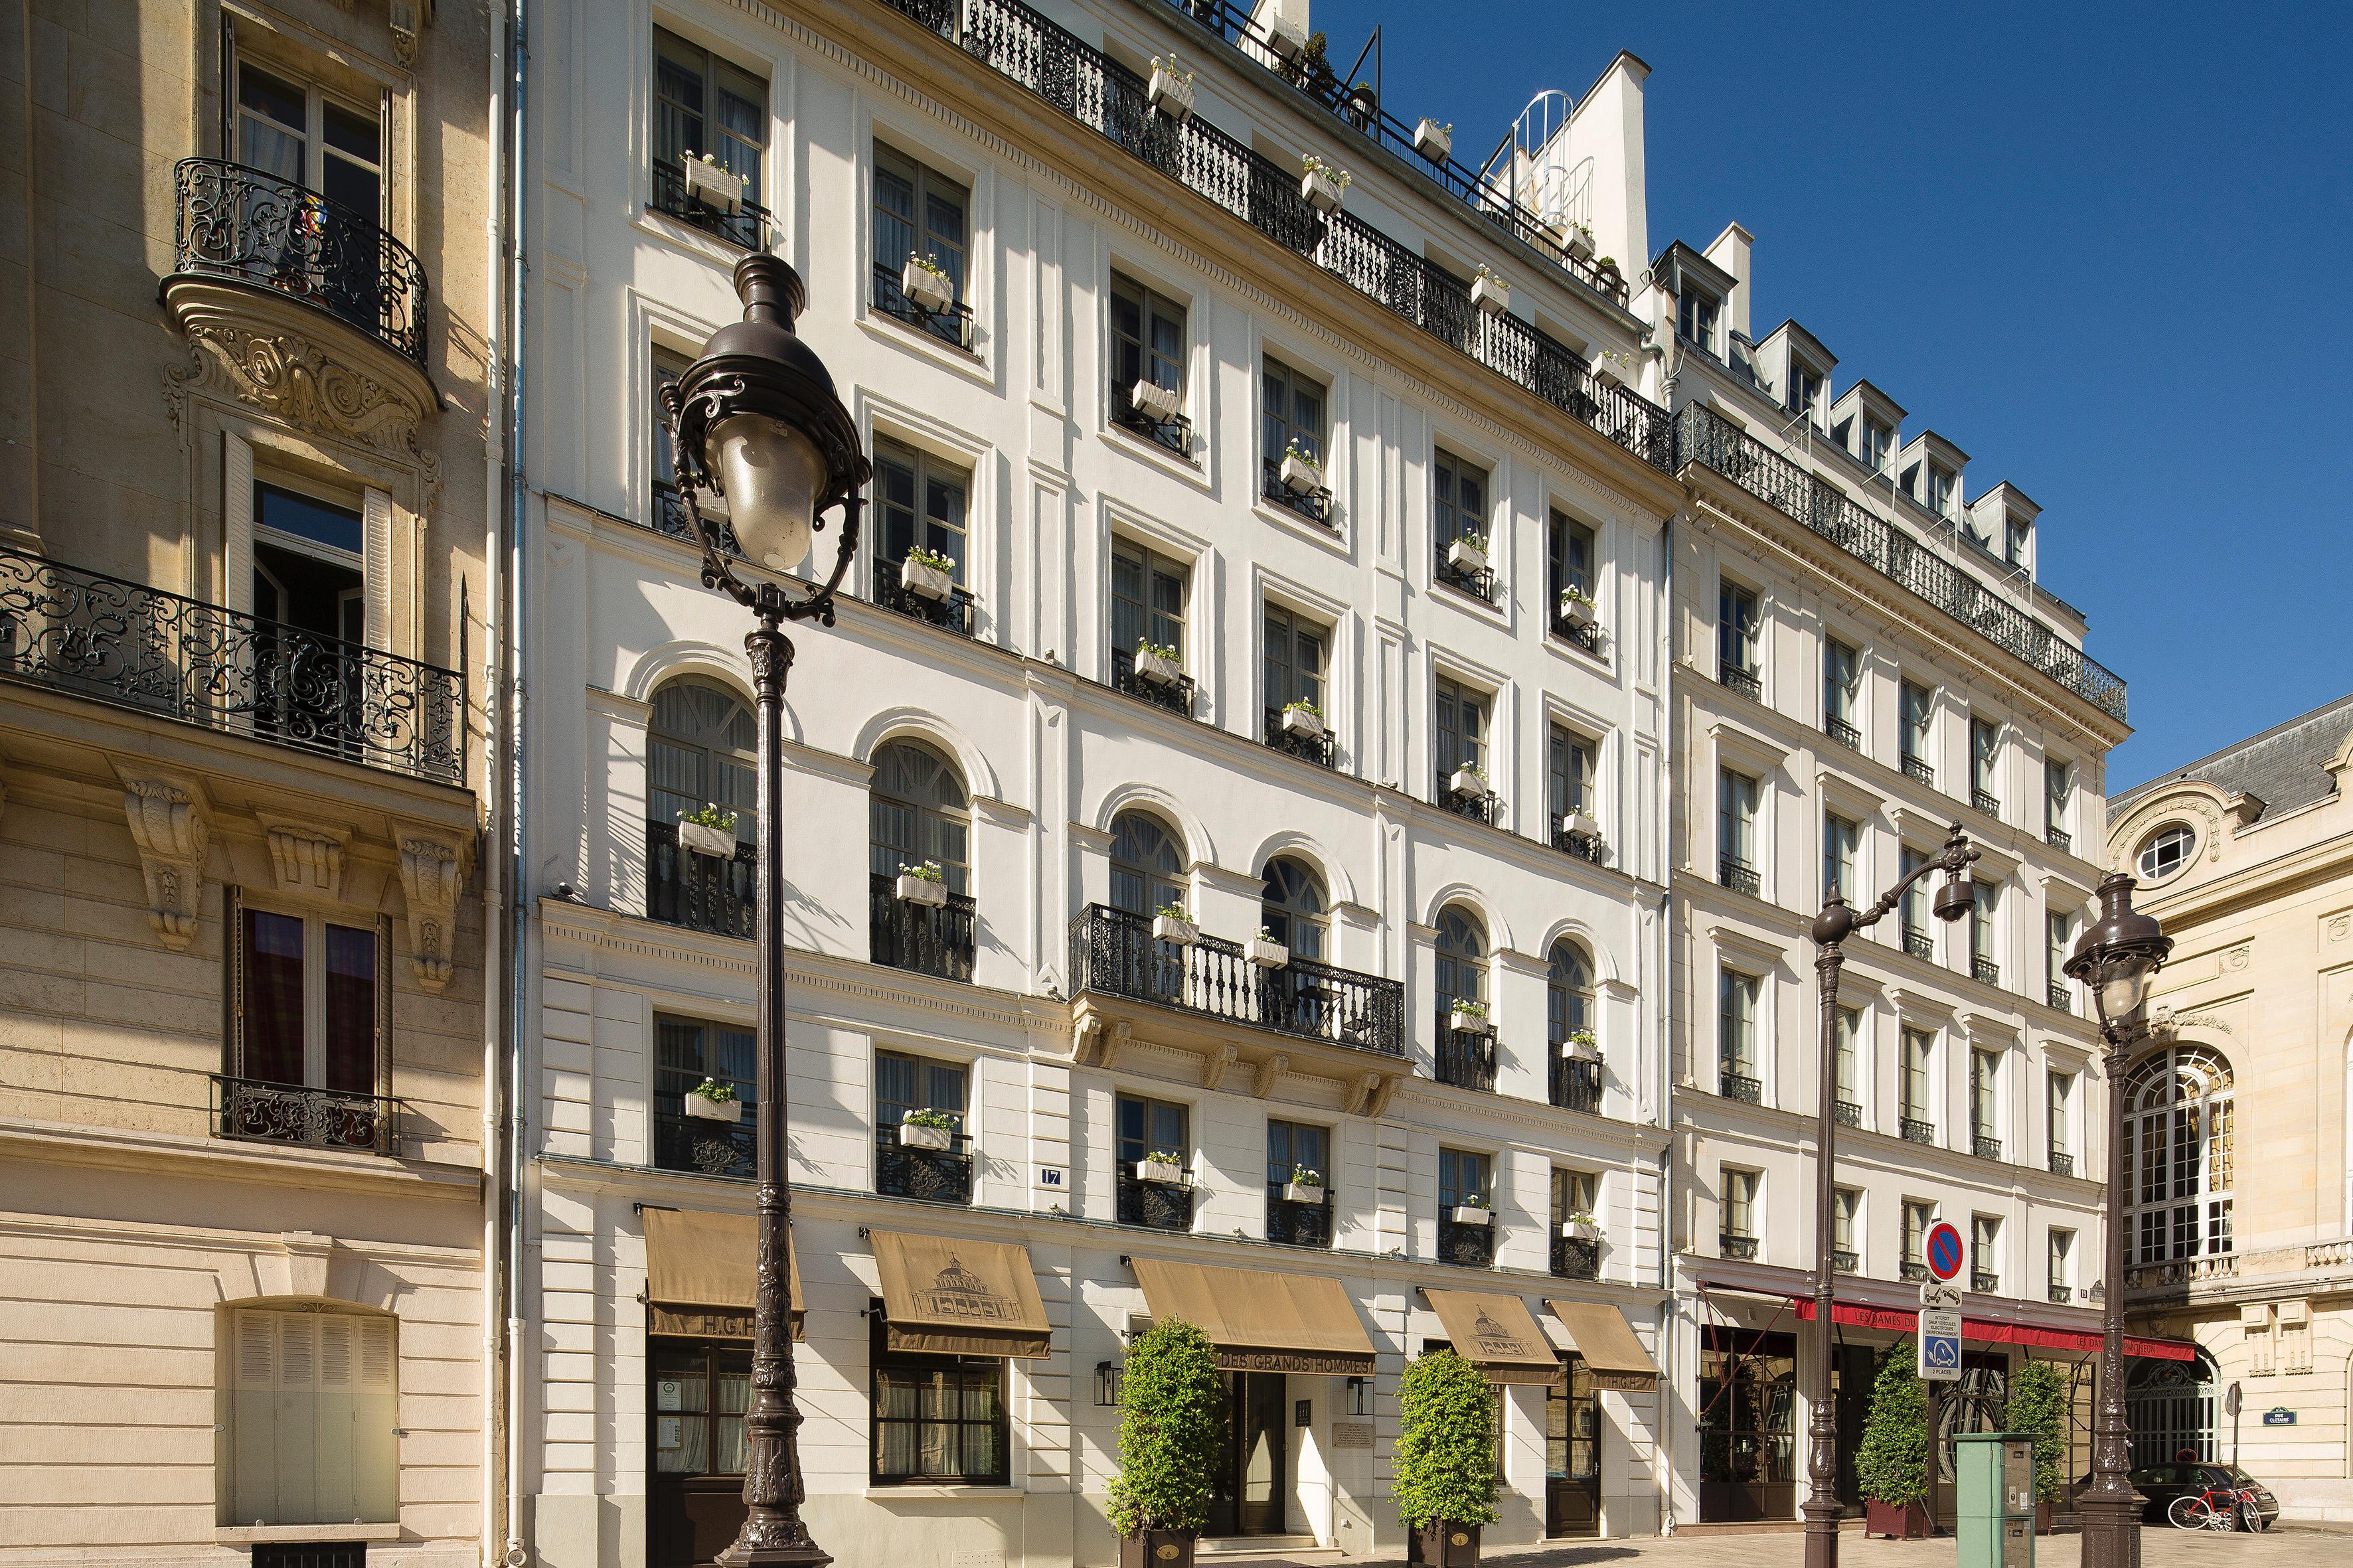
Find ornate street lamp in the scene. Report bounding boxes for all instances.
[1801,823,1980,1568]
[660,253,870,1568]
[2066,874,2172,1568]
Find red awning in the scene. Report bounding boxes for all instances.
[1791,1298,2194,1362]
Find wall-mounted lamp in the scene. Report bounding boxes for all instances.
[1095,1360,1123,1407]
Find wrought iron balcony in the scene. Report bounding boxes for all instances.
[1109,646,1196,718]
[1116,1164,1196,1231]
[654,1107,754,1180]
[1972,1269,1999,1294]
[212,1075,395,1156]
[1973,1133,2004,1162]
[170,158,428,367]
[1904,927,1934,961]
[1900,1260,1929,1283]
[1973,957,2002,987]
[1823,716,1862,753]
[0,544,465,785]
[1435,1020,1497,1091]
[1834,1099,1862,1129]
[869,873,977,982]
[1720,665,1762,701]
[872,564,977,639]
[1550,1054,1603,1115]
[649,157,771,250]
[1551,814,1604,864]
[647,482,744,558]
[1261,460,1334,527]
[1972,789,2002,821]
[1719,1071,1763,1104]
[870,261,975,351]
[1263,706,1336,768]
[2049,1149,2075,1178]
[1900,1117,1937,1146]
[2048,980,2073,1012]
[1439,1217,1495,1267]
[1070,904,1407,1056]
[646,821,754,940]
[1550,607,1604,655]
[1832,1249,1860,1275]
[876,1129,975,1204]
[1552,1235,1601,1280]
[1435,773,1499,826]
[1901,754,1936,787]
[1267,1186,1334,1248]
[1111,387,1193,458]
[2046,824,2073,854]
[1718,855,1761,898]
[1435,544,1496,603]
[1720,1233,1759,1261]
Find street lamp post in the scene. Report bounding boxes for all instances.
[1802,823,1981,1568]
[660,253,870,1568]
[2066,874,2173,1568]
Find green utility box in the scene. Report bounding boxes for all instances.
[1953,1433,2037,1568]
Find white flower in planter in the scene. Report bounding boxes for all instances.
[676,805,739,860]
[685,1079,742,1123]
[1279,701,1325,740]
[682,153,744,214]
[1132,640,1183,688]
[1558,586,1597,627]
[1560,1213,1600,1241]
[898,546,956,603]
[1278,440,1324,495]
[1447,536,1489,574]
[1561,809,1601,842]
[1147,56,1195,120]
[1151,902,1199,946]
[1447,765,1491,802]
[1299,154,1351,216]
[900,252,955,313]
[1414,118,1454,162]
[1450,1199,1491,1226]
[1590,348,1634,390]
[1560,1028,1601,1061]
[894,860,949,907]
[898,1109,956,1150]
[1447,998,1489,1032]
[1263,11,1307,58]
[1247,927,1290,969]
[1128,378,1182,424]
[1281,1166,1325,1204]
[1136,1150,1188,1184]
[1469,265,1511,317]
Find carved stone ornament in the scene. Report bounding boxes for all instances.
[257,814,352,902]
[396,826,474,992]
[115,770,214,951]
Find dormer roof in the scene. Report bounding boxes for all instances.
[1759,319,1837,375]
[1829,378,1907,430]
[1899,429,1970,473]
[1972,480,2042,524]
[1650,240,1736,301]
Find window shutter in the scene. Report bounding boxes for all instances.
[363,488,393,653]
[229,1309,397,1527]
[232,1310,280,1523]
[356,1316,400,1522]
[218,16,237,159]
[224,432,254,615]
[225,886,246,1080]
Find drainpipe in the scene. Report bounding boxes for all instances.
[1653,503,1678,1536]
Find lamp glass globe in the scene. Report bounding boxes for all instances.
[711,412,822,571]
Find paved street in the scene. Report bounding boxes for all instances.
[1212,1528,2347,1568]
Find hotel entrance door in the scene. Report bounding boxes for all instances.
[1206,1372,1289,1536]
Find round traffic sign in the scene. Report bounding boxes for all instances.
[1925,1221,1965,1282]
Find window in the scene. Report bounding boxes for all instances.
[653,1340,752,1486]
[1549,510,1595,602]
[877,1050,968,1135]
[232,905,380,1097]
[1109,811,1186,917]
[1554,1168,1597,1226]
[1111,537,1188,667]
[654,1015,755,1176]
[1861,417,1894,473]
[2048,1069,2075,1168]
[1718,580,1761,683]
[2045,759,2072,845]
[1925,463,1957,519]
[870,1314,1009,1484]
[651,347,693,518]
[1718,969,1760,1087]
[654,29,766,238]
[1548,941,1595,1047]
[1823,639,1860,740]
[1439,1148,1492,1210]
[1433,449,1490,553]
[1718,768,1759,883]
[1259,856,1329,962]
[1787,363,1824,424]
[1263,603,1329,718]
[1971,1048,2002,1149]
[1677,287,1721,354]
[1899,846,1929,947]
[1899,680,1934,777]
[1435,905,1488,1012]
[873,439,970,589]
[2123,1046,2235,1266]
[1900,1029,1935,1133]
[1117,1093,1190,1166]
[1111,272,1187,434]
[2048,1229,2075,1296]
[1972,1215,2002,1291]
[870,741,969,893]
[2048,912,2074,1008]
[253,482,366,645]
[2005,515,2032,566]
[1263,356,1327,467]
[1903,1201,1937,1273]
[873,144,969,340]
[1722,1168,1758,1241]
[228,1308,397,1525]
[1549,725,1595,820]
[1267,1119,1334,1245]
[235,58,384,217]
[1824,811,1858,902]
[651,680,758,842]
[1971,716,2002,811]
[1972,881,1999,982]
[1834,1006,1861,1111]
[1434,676,1489,778]
[1832,1188,1861,1265]
[2135,824,2196,883]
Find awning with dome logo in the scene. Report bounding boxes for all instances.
[872,1230,1052,1358]
[1421,1288,1562,1385]
[1129,1257,1377,1375]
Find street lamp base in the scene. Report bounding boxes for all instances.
[2079,1494,2142,1568]
[1800,1498,1844,1568]
[715,1541,833,1568]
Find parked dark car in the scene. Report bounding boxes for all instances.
[2073,1462,2279,1529]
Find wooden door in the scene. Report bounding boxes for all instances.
[649,1340,751,1568]
[1546,1358,1603,1536]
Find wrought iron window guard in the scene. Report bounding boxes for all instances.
[1552,1235,1600,1280]
[1434,545,1497,603]
[1833,1099,1861,1129]
[1111,391,1194,458]
[1900,1117,1937,1145]
[876,1129,975,1203]
[1550,608,1604,655]
[1973,1133,2004,1162]
[2048,1283,2071,1304]
[645,821,755,940]
[869,873,977,982]
[1824,716,1862,752]
[1550,1054,1603,1114]
[1263,706,1335,767]
[0,544,465,785]
[1900,1260,1929,1283]
[1115,1163,1197,1230]
[2046,825,2073,854]
[1266,1186,1334,1248]
[1973,957,2001,987]
[649,157,771,250]
[1972,789,2002,820]
[1439,1217,1495,1267]
[2048,1149,2075,1177]
[872,565,977,638]
[212,1075,396,1156]
[1720,1233,1759,1261]
[171,158,429,367]
[1109,646,1196,718]
[2048,980,2073,1012]
[1260,459,1334,526]
[1720,665,1762,700]
[655,1106,756,1179]
[1718,856,1761,898]
[1435,773,1498,826]
[1972,1270,1999,1294]
[649,482,746,558]
[1832,1249,1860,1275]
[1901,755,1937,785]
[1435,1018,1497,1091]
[870,262,976,351]
[1070,904,1407,1056]
[1550,815,1604,864]
[1719,1071,1763,1104]
[1904,927,1934,961]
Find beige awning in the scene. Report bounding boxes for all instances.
[872,1231,1052,1358]
[1421,1289,1561,1385]
[1133,1257,1376,1375]
[643,1208,802,1341]
[1546,1299,1662,1391]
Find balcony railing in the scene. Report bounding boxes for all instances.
[1435,544,1497,603]
[1116,1164,1197,1231]
[1267,1187,1334,1248]
[1904,927,1934,961]
[1973,1133,2004,1162]
[1972,789,2002,821]
[648,481,745,558]
[1109,646,1196,718]
[1720,665,1762,701]
[1435,1020,1497,1091]
[1720,1233,1759,1261]
[873,564,977,638]
[870,261,976,351]
[646,821,754,940]
[1824,716,1862,753]
[1551,815,1603,864]
[871,0,1676,476]
[1552,1235,1600,1280]
[1718,855,1761,898]
[1263,706,1336,768]
[654,1107,755,1180]
[2048,1283,2072,1304]
[1901,1260,1929,1283]
[1439,1217,1495,1267]
[0,544,465,785]
[171,159,428,366]
[1435,773,1499,826]
[1675,405,2125,720]
[2048,980,2073,1012]
[1973,957,2002,987]
[1550,1054,1603,1115]
[1832,1249,1860,1275]
[1972,1270,1999,1294]
[213,1075,395,1156]
[1900,1117,1937,1146]
[1834,1099,1862,1129]
[1070,904,1407,1055]
[2049,1149,2075,1178]
[876,1129,975,1204]
[2046,824,2073,854]
[1550,606,1605,655]
[869,873,977,982]
[649,157,771,250]
[1901,754,1936,786]
[1261,459,1334,527]
[1112,386,1194,457]
[1720,1070,1763,1104]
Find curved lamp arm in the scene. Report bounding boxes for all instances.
[1811,822,1979,946]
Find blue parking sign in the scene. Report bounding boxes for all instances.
[1919,1308,1963,1381]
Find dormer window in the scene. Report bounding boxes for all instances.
[1861,418,1894,473]
[1678,287,1721,356]
[1787,364,1824,425]
[2005,515,2032,566]
[1925,463,1956,518]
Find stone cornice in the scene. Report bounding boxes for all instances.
[0,1117,483,1202]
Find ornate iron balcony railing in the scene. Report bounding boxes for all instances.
[1972,1269,2000,1294]
[1904,927,1934,961]
[870,261,976,351]
[2049,1149,2075,1178]
[0,544,464,785]
[655,1107,756,1180]
[1109,646,1196,718]
[1900,1117,1937,1145]
[1439,1217,1495,1267]
[876,1130,975,1204]
[1900,1260,1929,1283]
[1551,815,1604,864]
[1435,544,1497,603]
[1435,773,1499,826]
[1973,957,2002,987]
[1901,754,1937,786]
[1070,904,1407,1056]
[1718,856,1761,898]
[1267,1186,1334,1248]
[872,566,977,639]
[1263,706,1336,768]
[1435,1020,1497,1091]
[1720,1233,1759,1261]
[212,1075,395,1156]
[1111,388,1194,457]
[1973,789,2002,820]
[869,873,977,982]
[1824,716,1862,752]
[2046,824,2073,854]
[171,158,428,366]
[1552,1235,1600,1280]
[1719,1071,1763,1104]
[649,157,771,250]
[1116,1164,1196,1230]
[648,482,745,558]
[1261,459,1334,527]
[1550,1053,1603,1115]
[1832,1249,1860,1275]
[1550,606,1605,655]
[1720,665,1762,701]
[2048,980,2073,1012]
[1834,1099,1862,1129]
[1973,1133,2004,1162]
[645,821,754,940]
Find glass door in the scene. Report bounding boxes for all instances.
[1207,1372,1289,1536]
[649,1339,752,1568]
[1546,1357,1602,1536]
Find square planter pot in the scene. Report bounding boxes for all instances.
[898,1121,953,1151]
[1447,1007,1487,1033]
[1560,1035,1600,1061]
[1300,169,1345,215]
[1864,1500,1931,1540]
[1561,811,1600,840]
[1591,360,1626,390]
[1151,914,1199,946]
[1263,13,1307,58]
[1279,451,1323,494]
[1147,69,1194,121]
[1129,379,1182,424]
[1447,539,1488,574]
[899,556,954,602]
[1133,647,1184,687]
[1280,706,1325,740]
[1449,1206,1490,1226]
[685,1093,742,1125]
[1470,275,1510,315]
[896,874,949,907]
[900,260,955,313]
[1414,118,1453,161]
[1281,1181,1324,1204]
[1118,1531,1197,1568]
[1561,1219,1599,1242]
[1562,226,1595,262]
[1135,1160,1187,1186]
[677,819,738,859]
[683,157,744,214]
[1447,767,1490,801]
[1558,596,1596,629]
[1411,1522,1481,1568]
[1247,937,1290,969]
[1595,264,1624,295]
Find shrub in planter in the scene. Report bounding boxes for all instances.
[685,1077,742,1124]
[677,803,739,860]
[898,1107,956,1150]
[1279,700,1325,740]
[1133,640,1184,688]
[2005,1360,2069,1530]
[1856,1344,1932,1539]
[1560,220,1596,262]
[1447,997,1489,1032]
[1395,1349,1497,1565]
[1414,118,1453,162]
[894,860,949,907]
[898,545,956,602]
[1151,902,1198,947]
[1469,266,1510,317]
[1135,1148,1188,1184]
[1110,1318,1222,1568]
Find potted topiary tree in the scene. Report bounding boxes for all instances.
[1109,1319,1223,1568]
[1396,1349,1497,1565]
[1856,1344,1932,1539]
[2005,1360,2069,1533]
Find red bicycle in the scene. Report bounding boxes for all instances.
[2168,1482,2264,1531]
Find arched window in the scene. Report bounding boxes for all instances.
[650,678,758,837]
[1548,939,1595,1045]
[868,740,970,892]
[1259,856,1328,962]
[1435,905,1487,1010]
[2123,1044,2235,1266]
[1109,811,1186,916]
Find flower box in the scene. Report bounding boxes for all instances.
[900,258,955,313]
[1248,937,1290,969]
[1595,260,1624,295]
[1135,1158,1187,1185]
[896,872,949,907]
[1128,378,1182,424]
[1449,1205,1491,1227]
[1447,538,1488,574]
[898,1120,953,1151]
[683,156,744,214]
[1414,118,1453,161]
[1300,167,1346,216]
[1562,810,1599,840]
[1147,65,1194,121]
[1561,1216,1599,1242]
[899,555,954,602]
[1447,767,1490,801]
[1133,646,1183,687]
[1591,356,1627,390]
[1281,705,1325,740]
[678,819,738,860]
[1281,1181,1323,1204]
[1279,449,1323,494]
[685,1091,742,1125]
[1263,11,1307,58]
[1447,1005,1487,1032]
[1558,593,1596,629]
[1560,1032,1600,1061]
[1153,913,1200,946]
[1470,273,1510,316]
[1562,223,1596,262]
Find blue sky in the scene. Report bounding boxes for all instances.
[1304,0,2351,789]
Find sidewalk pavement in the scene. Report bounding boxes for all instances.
[1204,1525,2342,1568]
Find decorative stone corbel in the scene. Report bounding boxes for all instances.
[256,813,352,902]
[1250,1053,1290,1099]
[1097,1018,1131,1071]
[396,825,474,993]
[114,767,213,951]
[1366,1075,1402,1119]
[1346,1071,1382,1117]
[1200,1042,1239,1093]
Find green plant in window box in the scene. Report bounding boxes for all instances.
[898,1107,957,1151]
[675,803,739,860]
[1282,1164,1325,1203]
[1109,1318,1222,1568]
[1279,698,1327,741]
[1151,900,1198,947]
[1133,639,1184,688]
[1394,1349,1498,1565]
[1447,761,1491,801]
[900,250,955,313]
[898,542,957,602]
[894,859,948,908]
[1447,996,1489,1032]
[1247,923,1290,969]
[1135,1147,1188,1185]
[1278,436,1325,496]
[685,1077,742,1125]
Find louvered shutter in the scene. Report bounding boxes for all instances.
[230,1309,398,1526]
[224,886,246,1081]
